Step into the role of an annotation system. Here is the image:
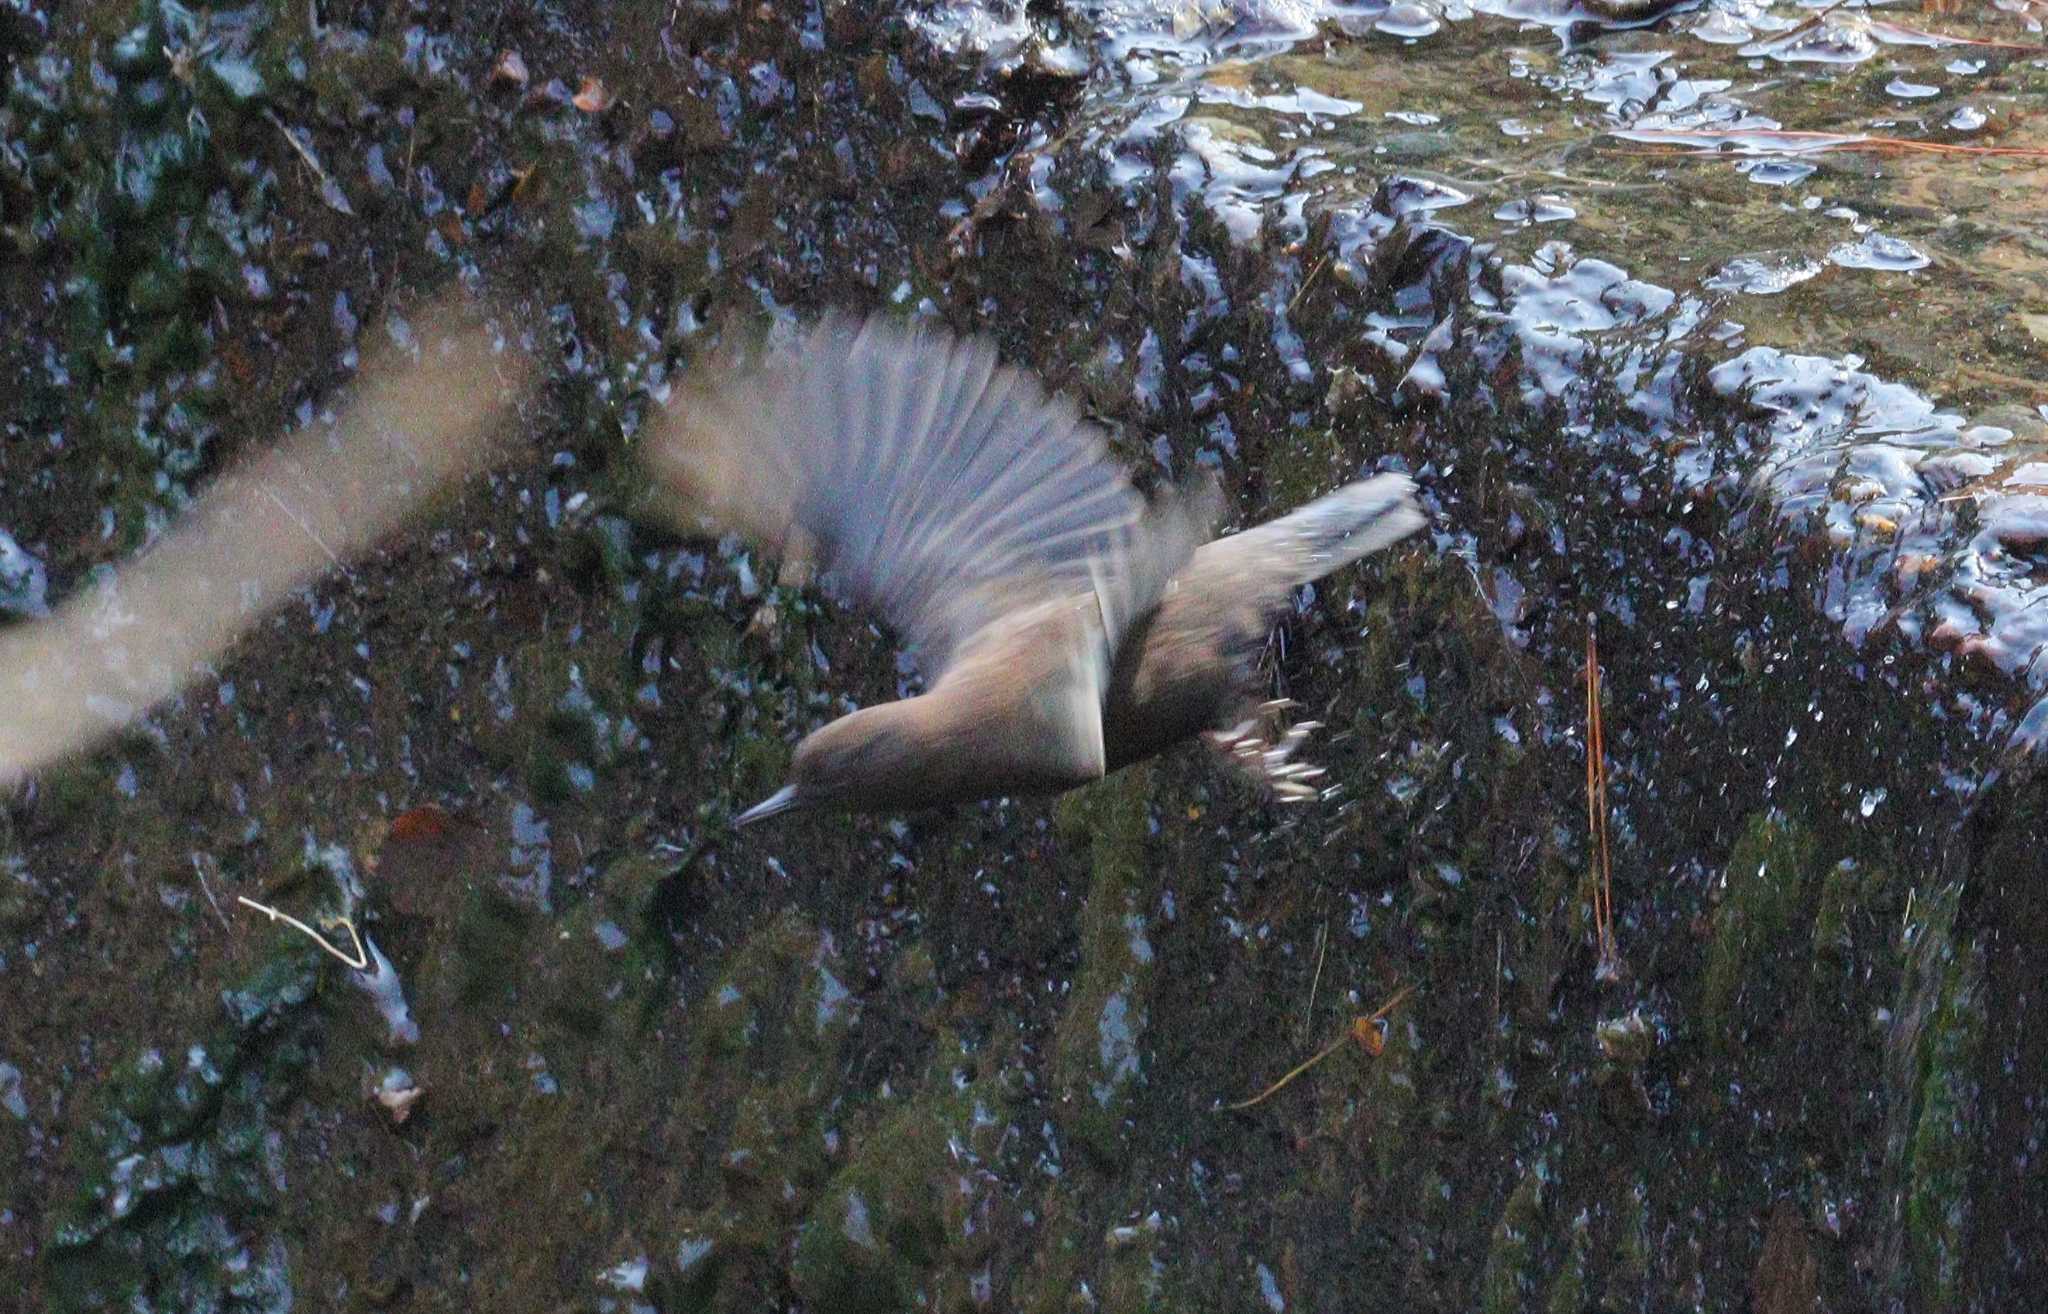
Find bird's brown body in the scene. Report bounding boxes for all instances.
[1102,547,1281,772]
[645,314,1423,822]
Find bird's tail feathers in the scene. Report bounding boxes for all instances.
[1251,472,1424,586]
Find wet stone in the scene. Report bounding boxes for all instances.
[7,0,2048,1308]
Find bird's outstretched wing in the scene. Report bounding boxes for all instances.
[645,313,1183,679]
[0,299,530,787]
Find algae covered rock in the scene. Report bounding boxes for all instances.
[1049,768,1157,1170]
[43,947,323,1314]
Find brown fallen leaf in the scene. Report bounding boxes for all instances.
[1350,982,1414,1056]
[573,77,615,114]
[1221,984,1415,1112]
[388,804,456,844]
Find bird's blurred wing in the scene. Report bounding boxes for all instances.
[0,300,529,788]
[1088,475,1219,650]
[642,313,1151,677]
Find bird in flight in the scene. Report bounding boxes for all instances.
[643,313,1424,824]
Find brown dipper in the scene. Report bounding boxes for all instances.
[644,314,1424,824]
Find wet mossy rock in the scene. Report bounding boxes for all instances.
[788,1037,1012,1314]
[655,908,1025,1314]
[10,0,2048,1306]
[1257,423,1353,523]
[453,882,534,1010]
[1701,811,1826,1051]
[1049,766,1156,1171]
[662,911,859,1309]
[30,0,288,514]
[542,848,708,1030]
[42,946,323,1314]
[1886,879,1983,1313]
[1479,1154,1553,1314]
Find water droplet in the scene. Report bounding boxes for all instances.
[1377,3,1442,39]
[1828,233,1930,272]
[1703,254,1823,295]
[1737,158,1816,188]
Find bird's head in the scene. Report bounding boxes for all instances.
[734,703,922,826]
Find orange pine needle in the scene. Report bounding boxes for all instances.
[1220,984,1414,1112]
[1608,129,2048,161]
[1586,619,1618,976]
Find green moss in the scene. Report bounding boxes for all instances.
[26,0,290,503]
[1701,811,1822,1049]
[1361,1009,1421,1190]
[622,850,714,1025]
[1259,424,1351,522]
[791,1028,1013,1313]
[543,705,603,758]
[688,911,850,1066]
[1811,858,1856,965]
[887,942,943,1025]
[535,910,619,1046]
[790,1097,963,1310]
[630,904,1024,1314]
[1543,1208,1590,1314]
[789,1181,918,1314]
[532,851,714,1047]
[664,912,859,1308]
[1049,766,1156,1169]
[1610,1175,1652,1306]
[454,884,534,1010]
[32,758,106,834]
[484,641,641,805]
[1894,880,1982,1313]
[1480,1156,1552,1314]
[526,743,578,807]
[1099,1219,1169,1314]
[731,723,794,805]
[0,808,32,930]
[1514,849,1583,1026]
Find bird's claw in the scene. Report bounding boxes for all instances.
[1205,705,1334,803]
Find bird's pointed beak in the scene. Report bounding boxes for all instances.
[734,784,802,827]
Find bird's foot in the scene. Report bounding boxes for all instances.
[1204,699,1330,803]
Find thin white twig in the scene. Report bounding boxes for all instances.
[1303,918,1327,1038]
[236,895,369,970]
[190,852,233,931]
[263,107,332,186]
